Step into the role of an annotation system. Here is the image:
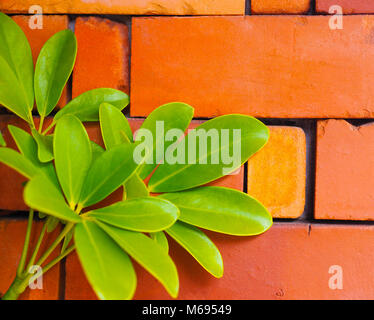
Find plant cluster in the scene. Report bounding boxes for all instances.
[0,13,272,300]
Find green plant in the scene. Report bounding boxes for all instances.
[0,13,272,300]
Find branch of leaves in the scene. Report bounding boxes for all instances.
[0,12,129,163]
[98,102,273,286]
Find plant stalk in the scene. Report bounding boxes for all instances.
[16,209,34,277]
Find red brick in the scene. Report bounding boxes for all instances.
[65,223,374,299]
[0,0,244,15]
[315,120,374,220]
[248,127,306,218]
[131,16,374,118]
[12,15,69,108]
[317,0,374,14]
[252,0,310,13]
[0,219,60,300]
[72,17,129,98]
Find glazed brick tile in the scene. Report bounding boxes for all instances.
[252,0,310,13]
[248,126,306,219]
[315,120,374,220]
[316,0,374,14]
[131,16,374,118]
[0,0,244,15]
[0,219,60,300]
[72,17,129,98]
[12,15,69,108]
[65,223,374,299]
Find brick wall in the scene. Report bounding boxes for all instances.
[1,0,374,299]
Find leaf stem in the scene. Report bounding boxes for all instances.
[16,209,34,277]
[23,221,47,277]
[34,222,74,267]
[38,116,45,134]
[41,121,55,135]
[42,244,75,274]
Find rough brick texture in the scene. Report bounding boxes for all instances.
[12,15,68,108]
[248,127,306,218]
[0,0,244,15]
[0,220,60,300]
[65,223,374,299]
[252,0,310,13]
[315,120,374,220]
[131,16,374,118]
[316,0,374,14]
[72,17,129,98]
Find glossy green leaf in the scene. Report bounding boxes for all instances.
[136,102,194,179]
[54,88,129,123]
[166,221,223,278]
[160,186,272,236]
[150,231,169,253]
[35,30,77,118]
[90,141,105,163]
[123,173,149,200]
[99,102,133,148]
[87,197,179,232]
[96,221,179,298]
[75,220,136,300]
[9,125,59,187]
[31,129,54,163]
[79,144,139,208]
[0,13,34,123]
[0,148,37,179]
[149,115,269,192]
[24,174,81,223]
[0,131,6,147]
[54,115,92,209]
[46,216,59,233]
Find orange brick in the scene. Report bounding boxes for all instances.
[252,0,310,13]
[315,120,374,220]
[317,0,374,13]
[248,127,306,218]
[131,16,374,118]
[0,219,60,300]
[72,17,129,98]
[0,0,244,15]
[12,15,69,108]
[65,223,374,299]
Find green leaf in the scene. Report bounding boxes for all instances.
[99,102,148,200]
[24,174,81,223]
[136,102,194,179]
[61,229,73,253]
[0,131,6,147]
[123,173,149,200]
[90,141,105,163]
[54,115,92,209]
[96,221,179,298]
[149,115,269,192]
[0,13,34,123]
[87,197,179,232]
[78,144,139,208]
[54,88,129,123]
[150,231,169,253]
[99,102,133,148]
[35,29,77,118]
[31,129,54,163]
[46,216,59,233]
[9,125,59,187]
[75,220,136,300]
[0,148,38,179]
[165,221,223,278]
[160,186,272,236]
